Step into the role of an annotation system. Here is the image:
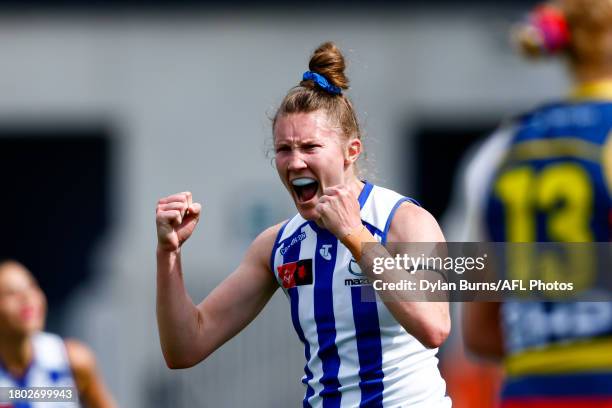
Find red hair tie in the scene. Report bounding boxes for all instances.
[529,4,571,53]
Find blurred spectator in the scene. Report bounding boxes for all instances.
[0,260,117,408]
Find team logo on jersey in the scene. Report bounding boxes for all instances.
[319,244,333,261]
[346,258,370,286]
[277,259,313,289]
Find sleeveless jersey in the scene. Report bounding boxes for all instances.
[270,182,451,408]
[0,332,79,408]
[482,96,612,407]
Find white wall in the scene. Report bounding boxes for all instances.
[0,7,567,407]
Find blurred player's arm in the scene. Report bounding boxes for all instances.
[448,125,513,360]
[155,192,280,369]
[462,302,504,360]
[65,339,117,408]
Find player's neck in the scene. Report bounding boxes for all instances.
[346,176,365,201]
[0,334,33,378]
[572,63,612,86]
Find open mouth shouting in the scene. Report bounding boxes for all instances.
[291,177,320,204]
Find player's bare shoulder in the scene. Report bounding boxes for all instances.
[387,201,445,242]
[64,338,96,375]
[245,221,287,272]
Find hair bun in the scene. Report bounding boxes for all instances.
[307,42,349,90]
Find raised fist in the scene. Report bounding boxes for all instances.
[315,185,362,239]
[156,192,202,252]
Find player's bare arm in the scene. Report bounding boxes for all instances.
[65,339,117,408]
[156,191,280,369]
[382,202,450,348]
[316,186,450,348]
[462,302,504,360]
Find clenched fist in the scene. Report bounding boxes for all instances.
[156,191,202,252]
[315,185,362,239]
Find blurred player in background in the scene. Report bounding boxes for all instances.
[462,0,612,407]
[156,42,452,407]
[0,260,116,408]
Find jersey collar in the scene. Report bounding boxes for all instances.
[357,180,373,209]
[569,79,612,101]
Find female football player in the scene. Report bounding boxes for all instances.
[0,260,117,407]
[156,42,451,407]
[463,1,612,406]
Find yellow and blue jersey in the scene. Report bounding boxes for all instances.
[485,100,612,243]
[483,83,612,407]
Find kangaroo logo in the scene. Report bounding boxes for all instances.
[319,244,333,261]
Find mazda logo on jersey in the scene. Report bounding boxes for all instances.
[277,259,313,289]
[349,258,363,276]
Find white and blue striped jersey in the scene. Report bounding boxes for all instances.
[271,182,451,408]
[0,332,80,408]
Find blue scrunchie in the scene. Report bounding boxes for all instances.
[302,71,342,95]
